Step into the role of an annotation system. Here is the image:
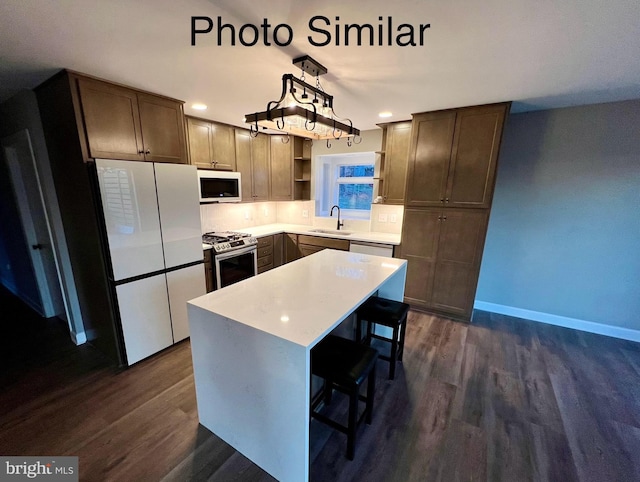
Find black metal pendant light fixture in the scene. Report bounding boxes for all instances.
[245,55,361,146]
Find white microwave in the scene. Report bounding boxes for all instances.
[197,170,242,203]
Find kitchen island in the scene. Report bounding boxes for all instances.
[187,249,407,482]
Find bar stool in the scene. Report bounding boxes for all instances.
[311,335,378,460]
[356,297,410,380]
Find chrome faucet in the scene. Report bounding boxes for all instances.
[330,205,344,230]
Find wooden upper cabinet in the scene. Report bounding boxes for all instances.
[446,104,508,208]
[251,133,270,200]
[405,111,456,207]
[187,117,236,170]
[235,129,270,201]
[269,135,294,201]
[187,117,213,168]
[405,103,509,209]
[137,93,187,164]
[77,77,144,161]
[382,121,412,204]
[76,76,187,163]
[210,122,237,171]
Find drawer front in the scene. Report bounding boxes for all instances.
[258,263,274,274]
[257,254,273,268]
[297,235,350,251]
[257,236,274,248]
[257,246,273,259]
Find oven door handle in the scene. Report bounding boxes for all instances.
[215,245,257,261]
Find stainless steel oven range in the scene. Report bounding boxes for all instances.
[202,231,258,290]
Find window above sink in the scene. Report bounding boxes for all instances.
[315,152,376,221]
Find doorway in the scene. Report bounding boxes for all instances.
[1,129,65,318]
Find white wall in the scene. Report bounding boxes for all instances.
[476,99,640,339]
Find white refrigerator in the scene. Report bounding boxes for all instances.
[95,159,205,365]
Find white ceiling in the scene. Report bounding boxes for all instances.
[1,0,639,131]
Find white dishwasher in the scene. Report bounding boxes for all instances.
[349,241,394,257]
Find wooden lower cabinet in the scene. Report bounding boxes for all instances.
[297,235,350,254]
[399,207,489,321]
[257,234,284,274]
[283,233,349,263]
[273,233,284,268]
[204,249,214,293]
[257,235,274,274]
[285,234,301,263]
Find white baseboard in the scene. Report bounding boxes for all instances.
[70,330,87,345]
[473,301,640,343]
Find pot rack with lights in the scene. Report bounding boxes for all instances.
[244,55,361,147]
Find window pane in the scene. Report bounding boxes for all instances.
[339,165,375,178]
[338,183,373,210]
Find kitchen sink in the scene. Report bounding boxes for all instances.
[309,229,352,236]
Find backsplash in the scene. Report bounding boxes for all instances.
[370,204,404,234]
[200,202,276,233]
[200,201,314,233]
[200,201,403,234]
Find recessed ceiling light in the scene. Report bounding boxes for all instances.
[192,103,208,111]
[378,111,393,118]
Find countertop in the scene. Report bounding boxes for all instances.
[232,223,401,245]
[188,249,407,348]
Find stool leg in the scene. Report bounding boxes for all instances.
[323,379,333,406]
[366,364,376,425]
[398,314,407,362]
[366,318,373,346]
[347,385,359,460]
[389,324,399,380]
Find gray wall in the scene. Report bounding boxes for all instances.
[476,99,640,331]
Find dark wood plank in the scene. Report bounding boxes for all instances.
[429,319,468,386]
[427,418,487,482]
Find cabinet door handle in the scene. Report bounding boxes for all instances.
[145,149,151,155]
[445,198,449,203]
[440,198,444,203]
[138,150,145,155]
[442,216,447,220]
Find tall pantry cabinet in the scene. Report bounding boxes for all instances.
[399,102,510,321]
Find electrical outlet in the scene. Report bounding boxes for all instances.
[390,214,397,223]
[378,213,388,223]
[263,208,269,217]
[244,210,249,220]
[302,209,309,218]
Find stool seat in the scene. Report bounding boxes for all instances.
[311,335,378,460]
[312,335,378,387]
[357,297,410,326]
[356,297,410,380]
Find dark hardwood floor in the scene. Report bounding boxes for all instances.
[1,286,639,481]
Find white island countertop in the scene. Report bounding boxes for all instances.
[188,249,407,348]
[187,250,407,482]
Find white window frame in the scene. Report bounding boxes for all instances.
[316,152,376,220]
